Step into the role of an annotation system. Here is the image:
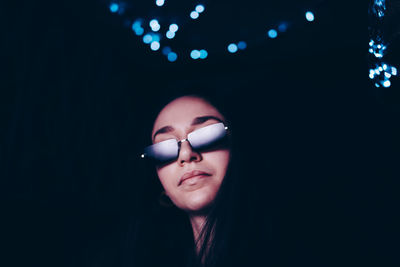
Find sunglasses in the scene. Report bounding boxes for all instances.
[141,122,229,163]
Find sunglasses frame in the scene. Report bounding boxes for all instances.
[141,122,229,163]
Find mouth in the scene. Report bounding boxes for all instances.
[179,170,211,186]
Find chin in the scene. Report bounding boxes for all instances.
[180,192,216,213]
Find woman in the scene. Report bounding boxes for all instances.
[125,92,271,267]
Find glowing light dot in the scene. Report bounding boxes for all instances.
[369,40,374,46]
[374,69,380,75]
[141,154,145,158]
[305,11,315,22]
[378,67,383,72]
[237,41,247,50]
[109,3,119,13]
[227,43,238,53]
[191,50,201,59]
[156,0,165,6]
[143,34,152,44]
[199,49,208,59]
[383,80,391,88]
[190,11,199,19]
[384,72,391,78]
[375,83,380,88]
[167,52,178,62]
[166,31,175,39]
[369,73,374,79]
[369,48,373,53]
[392,67,398,76]
[377,44,382,49]
[150,41,160,51]
[169,24,179,32]
[383,64,388,70]
[369,69,375,75]
[268,29,278,39]
[195,5,205,13]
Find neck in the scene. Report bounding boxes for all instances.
[188,214,207,253]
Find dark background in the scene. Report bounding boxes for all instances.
[1,0,399,266]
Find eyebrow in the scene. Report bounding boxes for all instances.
[153,115,224,141]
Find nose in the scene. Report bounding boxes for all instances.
[177,139,201,165]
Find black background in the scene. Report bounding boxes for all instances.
[1,0,399,266]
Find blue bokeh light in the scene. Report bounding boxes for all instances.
[305,11,315,22]
[169,24,179,32]
[166,31,175,39]
[191,50,201,59]
[150,19,159,28]
[195,5,205,13]
[134,28,144,36]
[143,34,153,44]
[268,29,278,38]
[383,80,391,88]
[109,3,119,13]
[237,41,247,50]
[156,0,165,7]
[150,19,160,31]
[150,41,160,51]
[151,34,160,42]
[132,20,144,35]
[199,49,208,59]
[190,11,199,19]
[278,23,288,32]
[162,46,172,56]
[167,52,178,62]
[227,43,238,53]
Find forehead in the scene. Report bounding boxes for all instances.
[152,96,224,134]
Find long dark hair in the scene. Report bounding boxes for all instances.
[124,88,272,267]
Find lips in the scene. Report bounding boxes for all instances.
[179,170,211,186]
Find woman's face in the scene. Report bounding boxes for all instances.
[152,96,230,213]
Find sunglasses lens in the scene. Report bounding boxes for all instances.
[144,139,179,162]
[188,123,227,150]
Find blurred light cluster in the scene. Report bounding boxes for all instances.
[372,0,386,18]
[108,1,319,63]
[369,63,397,88]
[227,42,247,53]
[368,39,386,58]
[190,49,208,59]
[190,4,205,19]
[368,0,397,88]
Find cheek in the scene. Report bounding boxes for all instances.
[205,150,230,179]
[156,165,177,192]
